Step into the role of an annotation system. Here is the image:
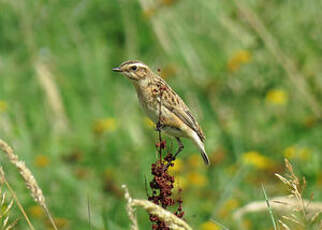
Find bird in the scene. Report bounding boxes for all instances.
[112,60,210,166]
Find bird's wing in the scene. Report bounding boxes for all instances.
[158,79,206,142]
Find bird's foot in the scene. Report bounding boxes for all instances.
[163,144,184,171]
[155,121,164,131]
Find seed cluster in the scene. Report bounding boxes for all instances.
[148,141,184,230]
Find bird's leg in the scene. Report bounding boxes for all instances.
[174,137,184,159]
[164,137,184,171]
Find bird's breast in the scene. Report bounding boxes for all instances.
[135,85,160,123]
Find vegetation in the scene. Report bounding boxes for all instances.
[0,0,321,229]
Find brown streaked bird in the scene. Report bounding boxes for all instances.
[112,60,210,165]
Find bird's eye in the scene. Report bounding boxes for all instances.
[130,65,137,71]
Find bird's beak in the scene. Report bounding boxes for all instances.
[112,67,122,72]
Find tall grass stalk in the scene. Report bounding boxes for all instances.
[0,167,34,230]
[262,184,278,230]
[0,139,58,230]
[122,185,192,230]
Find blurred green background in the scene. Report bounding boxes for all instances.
[0,0,322,229]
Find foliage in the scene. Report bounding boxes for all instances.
[0,0,321,229]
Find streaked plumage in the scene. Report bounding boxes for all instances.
[112,60,210,165]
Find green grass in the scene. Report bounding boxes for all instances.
[0,0,322,229]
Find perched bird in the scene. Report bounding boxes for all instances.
[112,60,210,165]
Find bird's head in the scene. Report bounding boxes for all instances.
[112,60,151,81]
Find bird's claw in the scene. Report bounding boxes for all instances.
[155,121,164,131]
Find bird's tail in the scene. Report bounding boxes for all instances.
[190,131,210,166]
[200,146,210,166]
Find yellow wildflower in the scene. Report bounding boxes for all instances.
[168,158,184,174]
[187,171,207,187]
[283,146,312,161]
[143,117,155,128]
[142,8,156,19]
[29,205,45,218]
[266,89,288,105]
[242,151,274,170]
[35,155,50,168]
[0,100,7,112]
[283,146,296,159]
[173,175,187,190]
[188,154,202,169]
[93,118,116,135]
[219,199,239,218]
[227,50,252,72]
[200,221,220,230]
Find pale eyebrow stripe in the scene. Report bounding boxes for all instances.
[129,63,147,69]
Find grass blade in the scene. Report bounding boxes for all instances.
[262,184,278,230]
